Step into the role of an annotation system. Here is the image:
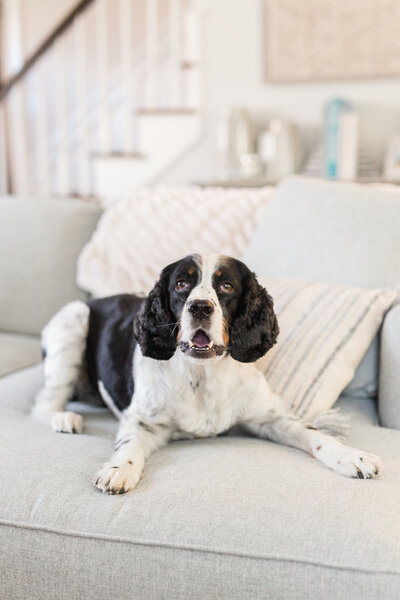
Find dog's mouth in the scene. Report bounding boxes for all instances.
[190,329,213,350]
[180,329,225,358]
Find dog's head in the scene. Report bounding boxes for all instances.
[134,254,279,363]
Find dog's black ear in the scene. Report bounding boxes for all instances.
[228,271,279,363]
[134,265,177,360]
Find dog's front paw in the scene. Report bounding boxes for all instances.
[335,448,382,479]
[317,443,382,479]
[93,462,141,495]
[51,411,83,434]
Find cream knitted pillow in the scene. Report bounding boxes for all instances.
[256,277,397,420]
[77,186,272,297]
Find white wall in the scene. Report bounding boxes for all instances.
[164,0,400,184]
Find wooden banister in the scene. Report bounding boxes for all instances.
[0,0,95,101]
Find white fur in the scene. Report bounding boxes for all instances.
[32,301,89,433]
[51,410,83,434]
[32,257,382,495]
[94,348,382,493]
[98,380,122,419]
[180,254,226,352]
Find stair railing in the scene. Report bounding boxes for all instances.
[0,0,197,198]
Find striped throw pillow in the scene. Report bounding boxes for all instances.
[256,277,397,420]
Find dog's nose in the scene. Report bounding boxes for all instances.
[188,300,214,319]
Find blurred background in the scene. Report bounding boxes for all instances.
[2,0,400,205]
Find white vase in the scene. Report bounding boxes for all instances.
[217,107,253,180]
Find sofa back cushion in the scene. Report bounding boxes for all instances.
[0,196,100,336]
[243,176,400,288]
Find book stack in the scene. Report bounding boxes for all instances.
[303,144,380,180]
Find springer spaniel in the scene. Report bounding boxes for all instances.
[33,254,382,494]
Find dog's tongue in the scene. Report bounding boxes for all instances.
[192,330,210,348]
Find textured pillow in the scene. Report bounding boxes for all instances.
[256,277,397,420]
[77,186,272,297]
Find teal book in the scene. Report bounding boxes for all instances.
[324,99,356,179]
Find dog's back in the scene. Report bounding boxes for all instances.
[86,294,143,413]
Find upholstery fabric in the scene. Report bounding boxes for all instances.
[0,332,41,377]
[77,186,272,297]
[0,364,399,599]
[379,303,400,430]
[243,176,400,289]
[345,340,378,398]
[0,196,101,335]
[256,277,396,418]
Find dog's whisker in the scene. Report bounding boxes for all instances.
[172,322,180,335]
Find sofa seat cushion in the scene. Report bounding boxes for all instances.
[0,332,41,377]
[0,365,399,600]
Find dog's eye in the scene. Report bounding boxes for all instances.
[175,280,189,292]
[220,281,233,293]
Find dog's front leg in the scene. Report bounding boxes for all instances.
[241,374,382,479]
[93,414,172,494]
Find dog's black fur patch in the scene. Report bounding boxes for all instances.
[86,294,142,413]
[226,259,279,363]
[134,255,200,360]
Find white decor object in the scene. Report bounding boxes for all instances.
[216,107,253,180]
[77,185,272,297]
[338,111,359,180]
[384,135,400,182]
[257,277,397,419]
[258,118,300,179]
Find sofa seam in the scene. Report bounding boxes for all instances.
[0,518,399,577]
[0,359,42,381]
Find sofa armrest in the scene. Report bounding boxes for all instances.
[379,302,400,429]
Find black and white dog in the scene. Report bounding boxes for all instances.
[33,254,382,494]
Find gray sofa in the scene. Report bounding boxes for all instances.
[0,178,399,600]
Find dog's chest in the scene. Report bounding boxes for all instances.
[172,367,238,437]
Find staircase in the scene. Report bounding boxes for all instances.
[0,0,203,205]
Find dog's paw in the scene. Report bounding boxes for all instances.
[51,411,83,434]
[335,449,382,479]
[316,443,382,479]
[93,462,141,495]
